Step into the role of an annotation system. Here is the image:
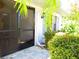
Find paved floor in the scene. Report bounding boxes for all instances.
[1,46,49,59]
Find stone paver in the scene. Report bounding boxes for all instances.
[1,46,49,59]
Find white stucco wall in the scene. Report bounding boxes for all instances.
[35,8,44,45]
[34,8,62,45]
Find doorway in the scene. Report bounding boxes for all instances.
[18,7,35,50]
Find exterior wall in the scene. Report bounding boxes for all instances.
[35,8,44,45]
[34,7,62,45]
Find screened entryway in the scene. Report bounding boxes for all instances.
[0,0,35,57]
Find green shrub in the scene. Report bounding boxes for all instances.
[44,31,56,48]
[48,34,79,59]
[61,20,79,33]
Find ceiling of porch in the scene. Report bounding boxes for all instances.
[31,0,45,7]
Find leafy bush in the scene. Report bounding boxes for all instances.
[61,20,79,33]
[61,4,79,33]
[48,34,79,59]
[61,23,76,33]
[44,31,56,48]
